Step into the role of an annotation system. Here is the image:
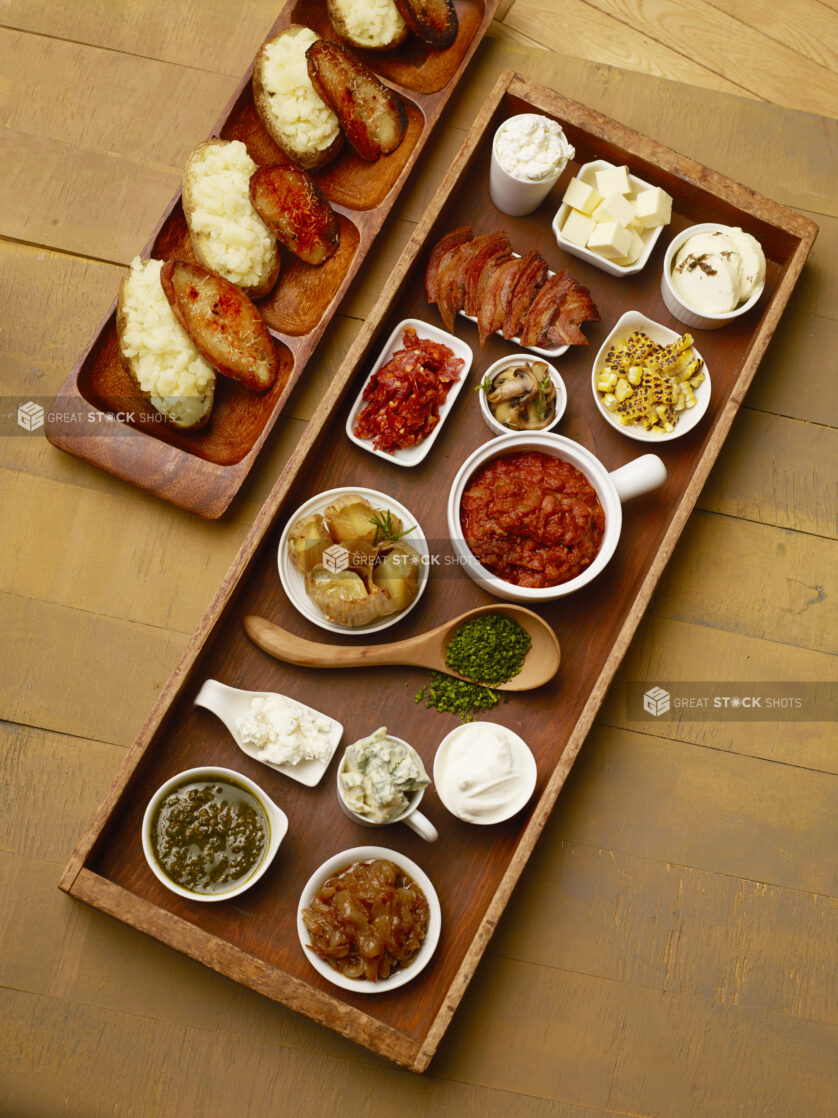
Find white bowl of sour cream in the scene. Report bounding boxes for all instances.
[433,722,537,824]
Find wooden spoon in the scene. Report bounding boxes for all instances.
[243,604,560,692]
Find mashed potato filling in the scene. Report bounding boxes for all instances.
[188,140,276,290]
[120,257,215,428]
[261,28,340,157]
[337,0,406,47]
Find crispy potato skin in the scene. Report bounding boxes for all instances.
[182,139,280,300]
[249,165,340,266]
[392,0,458,48]
[160,260,278,392]
[326,0,409,51]
[252,27,344,172]
[306,40,407,162]
[115,272,214,431]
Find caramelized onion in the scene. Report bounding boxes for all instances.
[301,858,430,981]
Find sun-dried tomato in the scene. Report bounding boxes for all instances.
[353,328,464,453]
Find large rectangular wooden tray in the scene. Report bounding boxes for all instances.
[43,0,500,518]
[59,72,817,1071]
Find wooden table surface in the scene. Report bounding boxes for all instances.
[2,3,836,1115]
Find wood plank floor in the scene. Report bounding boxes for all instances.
[1,2,836,1115]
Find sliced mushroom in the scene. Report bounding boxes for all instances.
[487,365,538,406]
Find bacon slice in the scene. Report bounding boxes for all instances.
[546,283,600,347]
[477,256,527,345]
[437,238,480,332]
[463,233,510,316]
[425,226,473,303]
[503,252,548,339]
[519,271,576,347]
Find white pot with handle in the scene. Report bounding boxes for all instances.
[447,432,667,602]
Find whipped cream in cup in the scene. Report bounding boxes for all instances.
[490,114,574,217]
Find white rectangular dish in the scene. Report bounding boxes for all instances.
[345,318,473,468]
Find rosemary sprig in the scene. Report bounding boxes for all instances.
[369,509,416,546]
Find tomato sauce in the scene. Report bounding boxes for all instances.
[460,451,605,587]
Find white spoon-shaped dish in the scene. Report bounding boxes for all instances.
[194,679,343,788]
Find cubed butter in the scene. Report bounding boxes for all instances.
[593,192,636,227]
[587,220,632,260]
[562,177,602,215]
[561,208,595,247]
[634,186,672,229]
[595,164,632,196]
[614,227,646,266]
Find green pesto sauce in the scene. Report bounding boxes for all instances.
[151,778,269,895]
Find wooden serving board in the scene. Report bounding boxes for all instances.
[59,72,817,1072]
[43,0,501,519]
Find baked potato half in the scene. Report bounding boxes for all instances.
[160,260,278,392]
[306,39,407,162]
[249,164,340,266]
[253,25,343,171]
[182,139,280,300]
[327,0,408,51]
[393,0,458,48]
[116,257,215,431]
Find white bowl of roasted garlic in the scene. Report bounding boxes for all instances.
[591,311,710,442]
[278,487,429,634]
[553,160,672,277]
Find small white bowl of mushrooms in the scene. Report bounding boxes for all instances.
[476,354,567,437]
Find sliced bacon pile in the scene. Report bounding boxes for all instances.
[353,326,464,453]
[425,225,600,347]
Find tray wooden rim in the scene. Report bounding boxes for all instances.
[43,0,501,519]
[59,70,818,1073]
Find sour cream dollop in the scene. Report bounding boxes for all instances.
[494,114,574,182]
[434,723,536,824]
[671,225,765,314]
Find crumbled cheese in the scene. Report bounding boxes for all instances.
[335,0,406,47]
[495,114,574,182]
[188,140,276,289]
[260,28,340,157]
[119,257,215,427]
[235,694,335,766]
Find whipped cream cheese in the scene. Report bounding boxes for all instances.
[339,727,429,824]
[434,723,535,824]
[236,694,335,766]
[671,225,765,314]
[494,114,574,183]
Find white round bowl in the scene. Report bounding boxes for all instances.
[661,222,766,330]
[297,845,442,993]
[278,487,429,635]
[591,310,711,443]
[477,354,567,438]
[433,722,537,824]
[552,159,668,278]
[447,433,667,602]
[141,766,288,902]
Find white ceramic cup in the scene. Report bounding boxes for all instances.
[336,739,438,842]
[661,222,766,330]
[489,114,568,217]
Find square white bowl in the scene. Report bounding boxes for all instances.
[345,318,472,467]
[591,310,711,443]
[552,160,668,277]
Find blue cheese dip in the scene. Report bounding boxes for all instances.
[339,727,429,823]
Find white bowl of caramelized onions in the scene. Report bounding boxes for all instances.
[297,846,441,993]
